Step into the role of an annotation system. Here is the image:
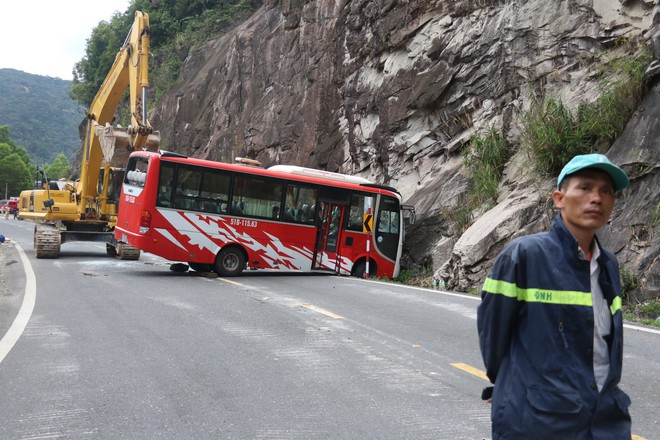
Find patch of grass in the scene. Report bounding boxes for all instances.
[620,267,639,300]
[392,268,434,288]
[451,128,510,231]
[520,46,651,176]
[521,95,593,175]
[393,268,416,284]
[462,127,510,204]
[620,266,659,328]
[638,299,660,318]
[576,49,650,149]
[453,203,474,234]
[624,298,660,328]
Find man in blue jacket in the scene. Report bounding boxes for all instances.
[477,154,632,439]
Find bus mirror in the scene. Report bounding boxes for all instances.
[402,205,416,226]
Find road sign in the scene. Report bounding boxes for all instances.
[363,213,373,233]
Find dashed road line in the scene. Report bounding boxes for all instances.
[301,304,344,319]
[450,362,489,382]
[218,277,244,286]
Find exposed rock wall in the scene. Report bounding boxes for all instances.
[151,0,659,298]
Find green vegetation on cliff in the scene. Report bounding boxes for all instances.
[72,0,263,108]
[520,46,651,176]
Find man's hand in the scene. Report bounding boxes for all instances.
[481,386,493,402]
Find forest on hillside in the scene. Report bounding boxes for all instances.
[0,69,83,164]
[0,0,262,170]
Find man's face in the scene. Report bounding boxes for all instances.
[553,169,616,234]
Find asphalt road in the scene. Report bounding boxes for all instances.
[0,217,658,439]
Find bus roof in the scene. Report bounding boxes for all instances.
[267,165,372,185]
[141,151,401,197]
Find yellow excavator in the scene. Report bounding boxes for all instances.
[19,11,160,259]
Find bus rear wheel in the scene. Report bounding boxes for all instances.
[214,247,245,277]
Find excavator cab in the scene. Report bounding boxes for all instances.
[99,167,125,205]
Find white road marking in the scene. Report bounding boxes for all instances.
[0,242,36,364]
[360,278,481,301]
[624,323,660,335]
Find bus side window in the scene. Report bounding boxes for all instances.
[284,184,318,224]
[158,192,170,208]
[173,189,185,209]
[199,169,230,214]
[297,204,311,222]
[157,163,176,207]
[348,202,362,230]
[347,193,373,231]
[233,175,282,219]
[231,201,245,215]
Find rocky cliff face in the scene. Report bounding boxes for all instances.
[151,0,659,299]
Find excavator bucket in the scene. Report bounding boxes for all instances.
[94,122,161,166]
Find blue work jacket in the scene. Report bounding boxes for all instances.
[477,215,631,439]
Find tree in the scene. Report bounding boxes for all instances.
[0,153,32,196]
[0,143,11,159]
[71,13,132,106]
[44,153,72,180]
[0,125,31,163]
[0,125,17,148]
[0,125,36,196]
[11,144,31,167]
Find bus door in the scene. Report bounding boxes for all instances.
[312,202,345,272]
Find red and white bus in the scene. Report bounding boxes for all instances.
[115,151,414,277]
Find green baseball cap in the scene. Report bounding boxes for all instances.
[557,154,629,191]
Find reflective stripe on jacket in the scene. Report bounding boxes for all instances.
[477,215,631,439]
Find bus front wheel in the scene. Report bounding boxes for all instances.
[214,247,245,277]
[352,260,376,278]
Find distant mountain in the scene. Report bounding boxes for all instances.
[0,68,84,164]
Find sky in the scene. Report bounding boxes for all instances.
[0,0,132,80]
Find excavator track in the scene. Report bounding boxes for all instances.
[115,242,141,260]
[34,225,61,259]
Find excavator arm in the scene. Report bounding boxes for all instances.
[18,11,159,259]
[79,10,160,217]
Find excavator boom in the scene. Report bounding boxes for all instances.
[80,10,160,207]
